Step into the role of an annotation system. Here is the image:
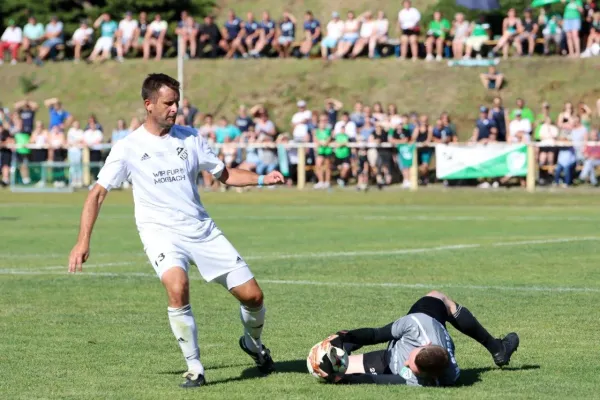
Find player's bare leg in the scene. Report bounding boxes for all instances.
[161,267,206,388]
[230,278,275,374]
[426,290,519,367]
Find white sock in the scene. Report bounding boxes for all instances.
[240,304,265,353]
[168,304,204,375]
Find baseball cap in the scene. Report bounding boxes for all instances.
[479,106,488,113]
[332,11,340,18]
[297,100,307,108]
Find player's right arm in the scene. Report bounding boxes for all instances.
[68,142,128,273]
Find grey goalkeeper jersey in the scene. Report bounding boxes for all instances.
[386,313,460,387]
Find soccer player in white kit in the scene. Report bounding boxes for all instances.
[68,73,285,388]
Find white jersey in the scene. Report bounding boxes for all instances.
[96,124,225,240]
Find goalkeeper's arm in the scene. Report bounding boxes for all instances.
[340,374,408,385]
[331,323,395,351]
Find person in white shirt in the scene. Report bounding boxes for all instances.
[71,21,94,62]
[143,14,168,60]
[397,0,421,60]
[0,19,23,64]
[334,112,357,140]
[349,11,375,58]
[116,11,139,57]
[368,11,390,58]
[508,110,532,143]
[67,121,85,188]
[333,10,361,59]
[321,12,345,58]
[68,73,283,388]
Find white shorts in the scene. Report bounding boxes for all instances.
[141,227,254,290]
[94,36,114,52]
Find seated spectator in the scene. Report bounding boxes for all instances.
[44,98,72,130]
[425,11,450,61]
[252,11,276,57]
[37,16,65,63]
[300,11,321,58]
[0,19,22,65]
[143,14,168,60]
[398,0,421,61]
[563,0,584,57]
[111,119,130,143]
[137,12,149,50]
[519,8,539,56]
[578,129,600,185]
[464,14,490,58]
[198,15,222,59]
[540,9,563,55]
[221,10,243,59]
[175,11,198,58]
[581,11,600,57]
[234,12,261,58]
[70,20,94,63]
[368,11,389,58]
[489,8,523,58]
[116,11,140,59]
[479,66,504,90]
[471,106,498,143]
[274,11,296,58]
[451,13,470,59]
[321,12,344,59]
[538,116,559,166]
[88,13,118,63]
[508,110,532,143]
[349,11,373,58]
[22,17,45,63]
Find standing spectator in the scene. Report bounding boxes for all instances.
[489,97,508,142]
[350,101,365,127]
[533,102,553,141]
[554,130,577,187]
[0,122,13,186]
[510,98,535,124]
[198,15,222,59]
[578,129,600,185]
[440,112,457,138]
[432,118,457,144]
[175,11,199,58]
[88,13,119,63]
[313,114,332,189]
[252,11,277,57]
[143,14,168,60]
[215,116,241,144]
[37,16,65,63]
[44,98,72,130]
[67,120,84,188]
[222,10,242,58]
[465,15,491,58]
[397,0,421,61]
[519,9,539,56]
[235,105,254,133]
[332,125,351,187]
[255,110,279,176]
[508,110,533,143]
[70,20,94,63]
[22,16,45,63]
[451,13,470,59]
[425,11,450,61]
[538,116,559,166]
[479,66,504,90]
[324,98,343,128]
[471,106,498,143]
[557,101,575,133]
[300,11,321,57]
[83,119,104,182]
[111,119,130,143]
[321,12,344,59]
[392,118,413,189]
[177,98,199,127]
[0,19,22,64]
[29,120,48,166]
[274,11,296,58]
[116,11,140,59]
[578,101,593,131]
[334,112,357,140]
[563,0,584,57]
[13,117,32,185]
[129,117,141,132]
[571,115,589,161]
[13,100,38,135]
[489,8,523,58]
[412,115,433,185]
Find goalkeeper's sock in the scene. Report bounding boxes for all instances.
[240,304,265,353]
[168,304,204,375]
[449,304,501,355]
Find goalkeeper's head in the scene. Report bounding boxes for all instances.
[405,345,450,378]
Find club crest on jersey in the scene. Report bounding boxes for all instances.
[177,147,188,161]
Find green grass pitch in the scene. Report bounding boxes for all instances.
[1,188,599,399]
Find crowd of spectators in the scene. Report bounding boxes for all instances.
[1,95,599,190]
[1,1,599,64]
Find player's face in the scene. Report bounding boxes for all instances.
[147,86,180,129]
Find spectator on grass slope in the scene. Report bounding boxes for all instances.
[398,0,421,61]
[22,17,45,64]
[116,11,140,59]
[70,20,94,63]
[349,11,375,58]
[88,14,119,63]
[143,14,168,60]
[540,8,563,55]
[251,11,276,57]
[176,11,199,59]
[300,11,321,58]
[199,15,223,59]
[464,15,490,59]
[222,10,243,58]
[236,12,261,58]
[581,11,600,57]
[479,66,504,90]
[365,11,389,59]
[321,12,345,59]
[489,8,523,59]
[451,13,470,59]
[425,11,450,61]
[519,9,539,57]
[37,16,64,64]
[0,19,22,65]
[274,11,296,58]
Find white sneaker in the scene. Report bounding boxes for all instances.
[425,54,434,61]
[478,182,491,189]
[492,181,499,189]
[10,59,17,65]
[337,178,345,187]
[436,55,442,61]
[314,182,323,189]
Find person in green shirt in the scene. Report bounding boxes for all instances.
[333,127,351,187]
[540,9,563,55]
[563,0,584,56]
[509,98,535,124]
[12,117,32,185]
[313,115,333,189]
[89,13,119,62]
[425,11,451,61]
[533,102,554,141]
[465,14,491,58]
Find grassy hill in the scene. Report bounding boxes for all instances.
[1,58,598,138]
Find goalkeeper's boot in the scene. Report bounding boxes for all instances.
[492,332,520,367]
[239,336,275,375]
[180,371,206,388]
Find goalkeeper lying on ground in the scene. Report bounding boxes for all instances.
[310,290,519,386]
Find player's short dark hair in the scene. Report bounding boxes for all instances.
[141,73,180,102]
[415,345,449,378]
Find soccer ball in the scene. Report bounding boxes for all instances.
[306,336,348,382]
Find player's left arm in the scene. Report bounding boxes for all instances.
[217,166,284,187]
[340,374,409,385]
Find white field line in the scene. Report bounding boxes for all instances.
[0,269,598,294]
[1,237,598,273]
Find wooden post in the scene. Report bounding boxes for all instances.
[409,145,418,191]
[526,144,536,193]
[297,145,306,190]
[82,146,90,186]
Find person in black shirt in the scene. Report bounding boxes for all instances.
[0,125,13,186]
[199,15,223,58]
[471,106,498,143]
[177,98,199,127]
[372,124,394,189]
[490,97,508,142]
[323,98,343,129]
[13,100,38,134]
[274,11,297,57]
